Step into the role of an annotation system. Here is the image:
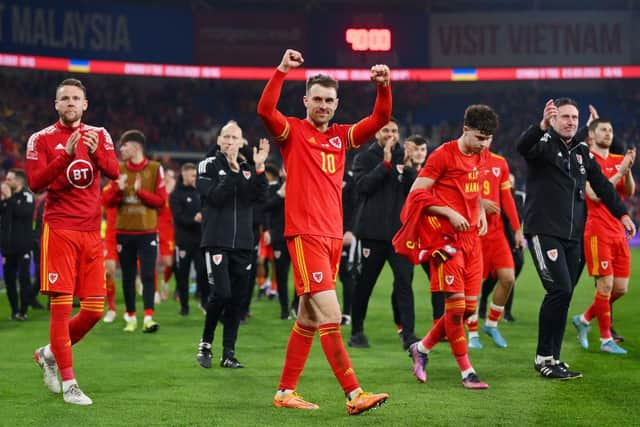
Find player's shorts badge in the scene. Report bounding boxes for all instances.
[212,254,222,265]
[48,273,59,284]
[312,272,323,283]
[601,261,609,270]
[546,249,558,261]
[445,275,454,285]
[274,250,281,259]
[243,170,251,180]
[362,248,371,258]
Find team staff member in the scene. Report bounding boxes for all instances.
[170,163,207,316]
[0,169,35,320]
[195,122,269,369]
[103,130,167,333]
[29,78,119,405]
[517,98,635,380]
[349,119,419,350]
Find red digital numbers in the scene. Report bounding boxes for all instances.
[345,28,392,52]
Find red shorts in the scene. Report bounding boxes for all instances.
[286,235,341,296]
[40,225,105,298]
[103,232,118,262]
[430,231,483,296]
[159,238,175,257]
[259,233,274,260]
[584,233,630,278]
[481,231,514,279]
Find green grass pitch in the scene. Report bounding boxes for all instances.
[1,250,639,426]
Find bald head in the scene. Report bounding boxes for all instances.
[218,121,243,155]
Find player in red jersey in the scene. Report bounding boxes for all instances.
[157,168,176,302]
[466,150,523,349]
[572,116,636,354]
[258,49,391,415]
[102,195,119,323]
[407,104,497,390]
[28,78,119,405]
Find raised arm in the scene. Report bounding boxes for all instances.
[257,49,304,141]
[348,65,392,148]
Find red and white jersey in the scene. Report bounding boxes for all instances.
[585,151,627,235]
[419,140,488,227]
[480,152,520,235]
[26,121,119,231]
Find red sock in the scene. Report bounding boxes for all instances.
[163,266,172,284]
[487,303,505,323]
[106,275,117,311]
[50,294,74,381]
[444,296,472,372]
[583,303,595,322]
[69,297,104,344]
[278,321,316,390]
[592,291,612,340]
[422,316,445,350]
[465,299,478,332]
[144,308,154,317]
[319,323,359,395]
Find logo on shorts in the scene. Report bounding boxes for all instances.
[576,154,583,165]
[396,165,404,174]
[312,272,323,283]
[445,275,455,285]
[362,248,371,258]
[212,254,222,265]
[546,249,558,262]
[150,240,157,247]
[242,170,251,180]
[492,167,500,177]
[48,273,59,284]
[328,136,342,149]
[601,261,609,270]
[179,250,186,258]
[274,250,281,259]
[66,159,94,189]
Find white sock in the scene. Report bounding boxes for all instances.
[62,379,77,393]
[535,355,554,365]
[348,387,363,400]
[417,341,429,354]
[144,315,152,323]
[461,368,475,379]
[579,314,589,325]
[276,389,295,398]
[468,331,479,339]
[485,303,504,327]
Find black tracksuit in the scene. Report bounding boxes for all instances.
[170,180,208,313]
[517,125,627,361]
[339,168,357,318]
[350,142,418,346]
[197,150,268,357]
[0,189,35,317]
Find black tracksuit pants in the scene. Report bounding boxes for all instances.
[201,248,251,355]
[271,240,291,319]
[3,252,32,316]
[117,233,158,314]
[351,239,415,340]
[528,234,583,360]
[175,243,208,312]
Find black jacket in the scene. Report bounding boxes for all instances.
[0,189,35,254]
[353,142,417,241]
[197,152,268,250]
[342,169,356,233]
[263,180,285,245]
[517,125,627,242]
[170,181,202,247]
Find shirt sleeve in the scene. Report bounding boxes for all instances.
[257,69,291,143]
[26,132,73,192]
[347,84,392,148]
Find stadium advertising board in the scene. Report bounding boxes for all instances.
[0,0,193,63]
[429,12,632,67]
[194,12,307,66]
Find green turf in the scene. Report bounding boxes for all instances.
[1,250,639,426]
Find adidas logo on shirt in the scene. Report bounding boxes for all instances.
[55,143,65,150]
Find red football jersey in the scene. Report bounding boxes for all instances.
[26,121,119,231]
[419,140,488,227]
[258,69,391,238]
[585,151,627,235]
[480,152,520,235]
